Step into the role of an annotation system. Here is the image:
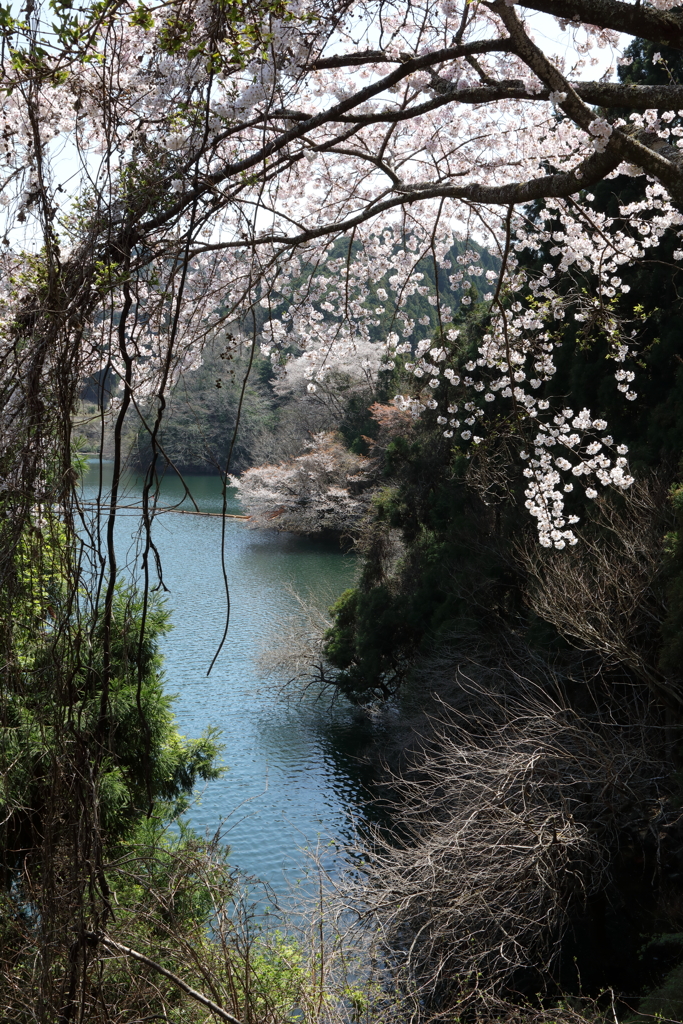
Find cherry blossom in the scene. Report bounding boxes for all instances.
[2,0,683,550]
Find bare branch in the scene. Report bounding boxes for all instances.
[96,935,244,1024]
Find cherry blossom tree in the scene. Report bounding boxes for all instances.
[230,431,372,533]
[3,0,683,555]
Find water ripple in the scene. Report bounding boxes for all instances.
[82,465,371,891]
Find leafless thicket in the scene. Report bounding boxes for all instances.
[348,666,668,1017]
[318,479,680,1018]
[257,584,339,699]
[521,478,678,711]
[0,823,394,1024]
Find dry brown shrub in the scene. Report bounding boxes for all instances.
[519,478,679,711]
[349,664,668,1017]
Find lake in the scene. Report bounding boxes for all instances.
[80,462,374,894]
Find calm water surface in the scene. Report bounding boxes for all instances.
[82,463,373,892]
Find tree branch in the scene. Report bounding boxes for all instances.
[518,0,683,52]
[138,39,515,236]
[428,78,683,110]
[95,935,243,1024]
[576,81,683,109]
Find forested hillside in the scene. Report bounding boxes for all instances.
[79,238,497,475]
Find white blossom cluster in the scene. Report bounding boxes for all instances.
[520,410,632,547]
[587,118,613,153]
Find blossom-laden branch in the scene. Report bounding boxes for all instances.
[3,0,683,555]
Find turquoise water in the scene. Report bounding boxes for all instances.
[81,463,372,892]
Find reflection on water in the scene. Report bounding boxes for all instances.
[81,463,373,891]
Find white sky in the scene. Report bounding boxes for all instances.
[524,10,625,81]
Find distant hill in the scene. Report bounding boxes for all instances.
[77,237,499,475]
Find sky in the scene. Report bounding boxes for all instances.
[524,9,624,81]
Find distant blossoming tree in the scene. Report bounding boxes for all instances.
[231,432,372,533]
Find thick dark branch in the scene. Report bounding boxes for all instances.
[576,81,683,109]
[266,86,532,125]
[518,0,683,51]
[431,78,683,112]
[269,79,683,133]
[309,49,398,69]
[429,79,683,110]
[393,149,621,206]
[308,41,513,70]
